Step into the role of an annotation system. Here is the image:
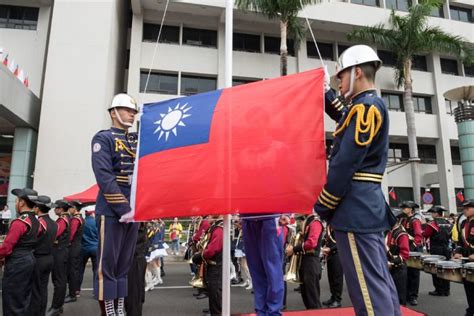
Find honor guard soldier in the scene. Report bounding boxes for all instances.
[424,205,453,296]
[399,201,423,306]
[286,214,324,309]
[386,209,410,306]
[29,195,58,316]
[65,200,85,303]
[1,188,40,316]
[48,200,71,316]
[322,224,344,308]
[192,216,223,316]
[453,199,474,316]
[314,45,400,316]
[91,93,139,316]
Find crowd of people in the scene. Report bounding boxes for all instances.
[1,44,473,316]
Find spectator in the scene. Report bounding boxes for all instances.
[169,217,182,255]
[78,210,98,297]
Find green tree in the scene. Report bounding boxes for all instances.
[348,0,473,204]
[235,0,319,76]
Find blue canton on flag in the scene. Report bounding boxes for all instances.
[139,90,222,158]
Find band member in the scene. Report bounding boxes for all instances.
[453,199,474,316]
[48,200,71,316]
[399,201,423,306]
[65,201,85,303]
[314,45,400,315]
[280,214,292,309]
[91,93,139,316]
[424,205,452,296]
[386,209,409,306]
[1,188,39,316]
[322,224,344,308]
[192,216,223,316]
[29,195,58,316]
[191,216,211,299]
[286,214,324,309]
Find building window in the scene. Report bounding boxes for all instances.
[337,44,350,56]
[386,0,411,11]
[382,92,404,111]
[450,6,473,23]
[446,99,455,115]
[388,143,409,163]
[430,6,444,18]
[182,27,217,48]
[440,58,459,75]
[232,77,261,86]
[418,145,437,164]
[143,23,180,44]
[181,74,217,96]
[234,33,261,53]
[412,95,432,114]
[307,42,334,60]
[389,187,414,207]
[412,55,428,71]
[351,0,380,7]
[140,71,178,95]
[451,146,461,165]
[464,63,474,77]
[264,36,295,56]
[0,5,39,30]
[379,50,397,67]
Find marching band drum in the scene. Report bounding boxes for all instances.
[409,252,474,283]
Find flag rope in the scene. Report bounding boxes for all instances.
[141,0,171,97]
[300,0,326,67]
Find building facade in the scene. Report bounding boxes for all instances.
[0,0,472,212]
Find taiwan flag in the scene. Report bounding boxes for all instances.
[132,68,326,220]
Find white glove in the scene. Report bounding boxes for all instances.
[119,210,135,223]
[324,65,331,93]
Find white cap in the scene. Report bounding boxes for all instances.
[108,93,138,112]
[335,45,382,78]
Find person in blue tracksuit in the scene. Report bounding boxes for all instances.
[91,93,139,316]
[314,45,400,316]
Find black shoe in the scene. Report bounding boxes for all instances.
[196,293,208,300]
[323,298,335,306]
[64,296,77,303]
[202,309,210,313]
[429,291,444,296]
[231,278,239,285]
[327,301,342,308]
[294,286,301,292]
[46,307,63,316]
[161,271,165,277]
[409,299,418,306]
[193,292,201,297]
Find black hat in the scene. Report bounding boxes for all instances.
[54,199,71,210]
[462,199,474,208]
[69,200,84,210]
[427,205,448,214]
[11,188,38,204]
[399,201,419,209]
[35,195,53,210]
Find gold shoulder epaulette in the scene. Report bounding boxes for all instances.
[333,103,382,146]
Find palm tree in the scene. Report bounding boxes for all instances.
[235,0,319,76]
[348,0,473,205]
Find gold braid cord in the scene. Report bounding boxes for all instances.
[115,139,137,158]
[333,104,382,146]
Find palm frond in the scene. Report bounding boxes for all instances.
[287,15,306,52]
[348,25,398,51]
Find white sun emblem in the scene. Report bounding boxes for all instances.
[153,103,192,141]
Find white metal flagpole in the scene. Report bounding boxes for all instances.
[222,0,233,315]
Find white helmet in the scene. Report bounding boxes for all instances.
[108,93,138,113]
[335,45,382,78]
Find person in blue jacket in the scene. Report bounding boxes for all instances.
[314,45,400,316]
[91,93,139,316]
[78,210,98,297]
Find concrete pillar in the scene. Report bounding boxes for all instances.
[431,53,457,212]
[34,0,128,200]
[455,108,474,200]
[7,127,37,215]
[127,13,143,99]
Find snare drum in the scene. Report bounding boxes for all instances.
[436,261,463,283]
[421,255,446,274]
[463,262,474,283]
[407,252,423,269]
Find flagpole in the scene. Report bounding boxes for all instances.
[222,0,233,315]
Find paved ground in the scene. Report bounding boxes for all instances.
[0,257,469,315]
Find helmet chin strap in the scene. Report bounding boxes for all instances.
[344,67,356,99]
[114,108,133,128]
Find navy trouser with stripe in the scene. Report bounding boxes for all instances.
[94,215,138,301]
[335,231,401,316]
